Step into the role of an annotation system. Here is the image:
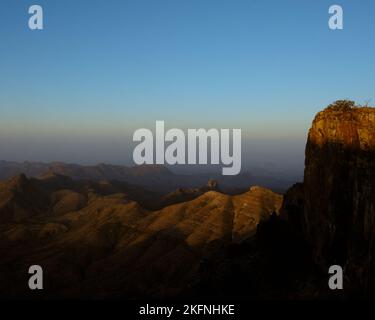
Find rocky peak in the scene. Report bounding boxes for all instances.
[7,174,29,192]
[290,102,375,291]
[0,173,48,223]
[205,179,219,190]
[307,105,375,151]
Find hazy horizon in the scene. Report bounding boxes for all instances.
[1,0,374,176]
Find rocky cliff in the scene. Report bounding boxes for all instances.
[286,102,375,293]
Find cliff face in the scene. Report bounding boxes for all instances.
[302,107,375,289]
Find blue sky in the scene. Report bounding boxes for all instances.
[0,0,374,173]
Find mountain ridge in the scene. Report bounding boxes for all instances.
[0,160,296,193]
[0,172,282,298]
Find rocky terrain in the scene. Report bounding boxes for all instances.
[1,101,374,299]
[190,101,375,299]
[0,173,282,299]
[304,103,375,293]
[282,101,375,297]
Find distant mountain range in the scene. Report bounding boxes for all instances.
[0,161,296,193]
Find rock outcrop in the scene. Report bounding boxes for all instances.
[0,174,48,223]
[284,102,375,293]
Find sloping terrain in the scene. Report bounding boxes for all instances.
[0,174,48,223]
[0,174,282,299]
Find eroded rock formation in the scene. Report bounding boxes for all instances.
[283,102,375,293]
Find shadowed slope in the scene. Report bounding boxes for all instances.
[0,179,282,298]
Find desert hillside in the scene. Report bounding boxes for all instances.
[0,173,281,298]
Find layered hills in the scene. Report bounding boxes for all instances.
[0,173,282,298]
[0,161,295,193]
[1,101,375,299]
